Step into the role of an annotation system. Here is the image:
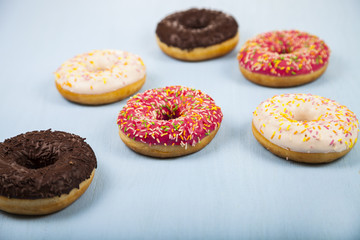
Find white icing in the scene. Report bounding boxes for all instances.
[253,94,359,153]
[55,50,146,94]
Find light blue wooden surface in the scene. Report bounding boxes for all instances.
[0,0,359,239]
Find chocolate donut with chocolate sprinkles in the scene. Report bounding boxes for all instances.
[155,8,239,61]
[0,130,97,215]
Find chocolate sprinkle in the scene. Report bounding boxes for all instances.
[0,130,97,199]
[156,8,238,50]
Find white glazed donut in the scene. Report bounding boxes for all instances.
[252,93,359,163]
[55,49,146,105]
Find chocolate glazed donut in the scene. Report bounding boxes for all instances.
[155,8,239,61]
[0,130,97,215]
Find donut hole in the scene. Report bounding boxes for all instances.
[86,64,109,72]
[268,43,294,55]
[265,37,296,54]
[279,48,293,54]
[292,108,326,122]
[15,143,59,169]
[293,112,317,122]
[85,55,117,72]
[157,104,182,120]
[179,12,211,29]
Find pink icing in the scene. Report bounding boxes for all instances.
[237,30,330,76]
[117,86,223,147]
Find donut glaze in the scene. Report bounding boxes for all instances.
[156,8,238,50]
[117,86,223,153]
[0,130,97,199]
[238,30,330,86]
[253,94,358,155]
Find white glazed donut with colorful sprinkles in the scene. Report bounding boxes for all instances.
[117,86,223,158]
[252,93,359,163]
[55,49,146,105]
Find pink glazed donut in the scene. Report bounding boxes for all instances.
[117,86,223,158]
[237,30,330,87]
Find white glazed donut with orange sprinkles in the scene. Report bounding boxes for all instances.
[55,49,146,105]
[252,94,359,163]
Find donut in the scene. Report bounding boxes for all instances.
[0,130,97,215]
[155,8,239,61]
[55,49,146,105]
[252,94,359,163]
[237,30,330,87]
[117,86,223,158]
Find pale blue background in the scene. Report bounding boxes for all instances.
[0,0,359,239]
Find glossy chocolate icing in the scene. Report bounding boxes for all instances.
[0,130,97,199]
[156,8,238,50]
